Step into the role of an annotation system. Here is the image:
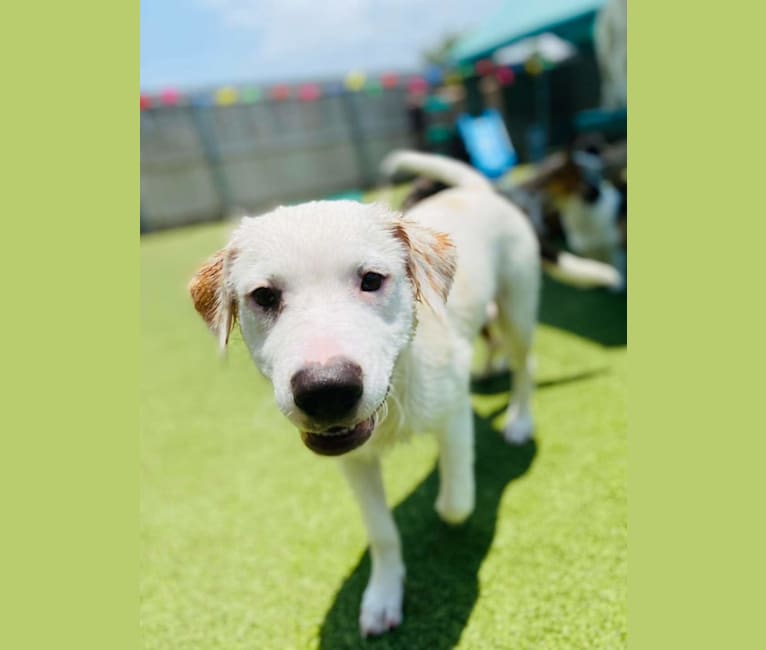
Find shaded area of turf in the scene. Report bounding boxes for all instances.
[540,274,627,348]
[320,413,537,650]
[141,220,626,649]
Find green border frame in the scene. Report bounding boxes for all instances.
[629,1,764,648]
[4,0,764,647]
[3,2,137,649]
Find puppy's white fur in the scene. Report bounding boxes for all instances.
[190,178,541,636]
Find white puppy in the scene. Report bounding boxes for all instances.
[189,152,612,636]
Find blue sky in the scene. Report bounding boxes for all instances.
[141,0,501,92]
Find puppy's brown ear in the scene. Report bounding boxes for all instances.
[188,249,237,353]
[391,219,457,314]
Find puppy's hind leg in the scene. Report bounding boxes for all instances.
[476,320,509,378]
[496,289,538,445]
[340,456,405,637]
[434,397,475,525]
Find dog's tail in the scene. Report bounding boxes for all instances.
[381,150,493,191]
[382,150,620,289]
[539,241,622,289]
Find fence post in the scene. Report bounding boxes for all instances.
[340,92,375,188]
[188,104,235,219]
[140,199,147,234]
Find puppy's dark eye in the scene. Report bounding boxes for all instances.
[251,287,281,310]
[361,272,384,292]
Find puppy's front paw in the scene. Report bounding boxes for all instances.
[435,485,474,525]
[359,576,404,637]
[503,409,534,445]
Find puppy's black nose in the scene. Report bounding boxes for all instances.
[291,358,363,422]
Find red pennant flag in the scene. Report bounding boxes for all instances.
[381,73,399,89]
[270,85,291,101]
[475,59,495,76]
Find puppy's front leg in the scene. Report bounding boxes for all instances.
[340,456,405,637]
[435,399,475,525]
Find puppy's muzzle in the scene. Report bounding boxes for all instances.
[291,358,363,424]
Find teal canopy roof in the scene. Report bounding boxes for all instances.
[451,0,606,64]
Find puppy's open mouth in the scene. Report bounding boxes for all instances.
[301,416,376,456]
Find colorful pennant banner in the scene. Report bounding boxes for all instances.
[365,79,383,96]
[324,82,346,97]
[269,84,291,101]
[240,87,262,103]
[298,83,321,102]
[380,73,399,89]
[215,86,238,106]
[524,55,545,76]
[344,70,367,92]
[495,67,515,86]
[424,66,443,86]
[160,88,180,106]
[140,56,558,111]
[474,59,495,76]
[406,76,428,95]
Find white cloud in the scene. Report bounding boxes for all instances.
[197,0,501,80]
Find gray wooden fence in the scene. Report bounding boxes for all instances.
[140,88,415,232]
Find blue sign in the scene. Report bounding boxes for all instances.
[456,109,517,179]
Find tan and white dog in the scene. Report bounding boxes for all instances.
[516,147,627,292]
[189,151,617,636]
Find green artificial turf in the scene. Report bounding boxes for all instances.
[141,215,626,649]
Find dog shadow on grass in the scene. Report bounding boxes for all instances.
[471,367,609,397]
[318,400,537,650]
[539,276,627,348]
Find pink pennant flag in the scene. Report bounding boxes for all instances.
[298,84,321,102]
[160,88,180,106]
